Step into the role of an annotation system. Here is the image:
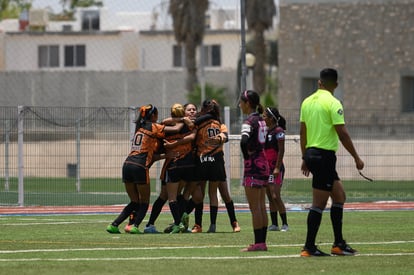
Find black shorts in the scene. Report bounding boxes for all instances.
[193,152,226,182]
[165,153,195,183]
[304,147,339,191]
[122,161,148,184]
[166,167,194,183]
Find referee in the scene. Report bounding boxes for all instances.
[299,68,365,257]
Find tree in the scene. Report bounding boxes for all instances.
[57,0,103,20]
[0,0,31,20]
[245,0,276,95]
[169,0,209,92]
[187,83,229,108]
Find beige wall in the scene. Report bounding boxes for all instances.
[0,34,4,70]
[278,0,414,125]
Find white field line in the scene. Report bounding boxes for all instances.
[0,241,413,255]
[1,253,414,262]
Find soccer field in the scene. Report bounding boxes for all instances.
[1,211,413,275]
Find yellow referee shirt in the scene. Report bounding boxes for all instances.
[300,89,345,152]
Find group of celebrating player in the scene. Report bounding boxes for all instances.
[106,91,288,246]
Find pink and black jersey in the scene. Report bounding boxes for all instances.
[241,112,269,180]
[264,126,285,171]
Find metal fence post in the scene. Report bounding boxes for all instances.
[76,119,81,192]
[17,106,24,206]
[4,120,10,191]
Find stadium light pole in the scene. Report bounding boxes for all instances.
[239,0,247,124]
[240,0,247,93]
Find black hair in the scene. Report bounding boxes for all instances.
[198,99,221,123]
[265,107,287,130]
[320,68,338,87]
[240,90,264,114]
[135,104,157,131]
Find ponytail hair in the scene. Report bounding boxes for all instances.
[265,107,287,130]
[240,90,263,114]
[135,104,157,130]
[199,99,221,122]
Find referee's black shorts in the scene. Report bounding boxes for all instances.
[304,147,339,191]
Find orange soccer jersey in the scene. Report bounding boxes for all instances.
[195,119,224,156]
[129,122,166,167]
[164,125,195,159]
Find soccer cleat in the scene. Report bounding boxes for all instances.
[181,212,190,229]
[124,224,133,233]
[207,224,216,233]
[128,226,143,234]
[191,224,202,233]
[241,243,268,252]
[300,247,331,257]
[331,241,358,256]
[268,224,280,231]
[144,224,159,234]
[164,223,174,233]
[170,223,185,234]
[281,224,289,232]
[232,221,241,232]
[106,224,121,234]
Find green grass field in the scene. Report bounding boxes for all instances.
[1,211,413,275]
[1,177,414,206]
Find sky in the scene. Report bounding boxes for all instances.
[31,0,240,14]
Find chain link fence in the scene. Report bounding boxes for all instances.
[0,106,413,207]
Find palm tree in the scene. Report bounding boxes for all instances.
[245,0,276,94]
[169,0,209,92]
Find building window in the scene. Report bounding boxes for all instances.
[300,76,343,102]
[38,45,59,68]
[401,76,414,112]
[201,44,221,67]
[81,10,100,31]
[301,77,318,101]
[173,45,185,67]
[173,44,221,68]
[64,45,86,67]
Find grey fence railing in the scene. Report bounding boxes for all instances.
[0,106,413,206]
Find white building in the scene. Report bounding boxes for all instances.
[0,6,242,72]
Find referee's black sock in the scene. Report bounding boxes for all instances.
[330,203,344,244]
[305,207,323,250]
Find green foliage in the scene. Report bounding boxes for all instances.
[0,0,31,20]
[187,83,229,107]
[261,75,278,107]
